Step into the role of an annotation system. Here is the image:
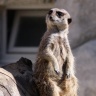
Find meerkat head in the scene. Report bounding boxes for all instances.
[46,8,72,31]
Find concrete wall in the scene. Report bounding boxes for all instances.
[56,0,96,96]
[0,9,3,59]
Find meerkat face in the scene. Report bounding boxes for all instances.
[46,8,72,30]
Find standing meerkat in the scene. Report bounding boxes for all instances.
[34,8,78,96]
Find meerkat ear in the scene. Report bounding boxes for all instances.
[68,18,72,24]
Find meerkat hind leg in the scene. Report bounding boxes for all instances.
[49,78,61,96]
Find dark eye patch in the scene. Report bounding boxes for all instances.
[48,10,53,15]
[56,11,64,17]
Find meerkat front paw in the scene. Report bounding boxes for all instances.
[65,68,71,79]
[54,63,60,75]
[54,68,60,75]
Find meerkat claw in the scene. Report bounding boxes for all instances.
[54,65,60,75]
[65,69,71,79]
[66,73,70,79]
[55,69,60,75]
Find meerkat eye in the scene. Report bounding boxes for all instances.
[56,11,64,17]
[48,10,53,15]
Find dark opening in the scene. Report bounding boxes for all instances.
[15,16,46,47]
[7,10,16,47]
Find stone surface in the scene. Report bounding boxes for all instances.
[0,68,21,96]
[73,40,96,96]
[0,57,39,96]
[0,11,3,59]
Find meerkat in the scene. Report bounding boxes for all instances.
[34,8,78,96]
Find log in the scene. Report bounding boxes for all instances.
[0,57,39,96]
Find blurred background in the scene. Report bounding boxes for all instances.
[0,0,96,96]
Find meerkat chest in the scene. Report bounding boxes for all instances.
[50,33,67,64]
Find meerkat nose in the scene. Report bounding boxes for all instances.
[49,16,54,21]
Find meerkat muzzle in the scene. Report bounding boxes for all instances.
[49,16,54,21]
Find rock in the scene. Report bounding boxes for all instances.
[0,68,21,96]
[73,40,96,96]
[0,57,39,96]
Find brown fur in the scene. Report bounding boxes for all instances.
[34,8,78,96]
